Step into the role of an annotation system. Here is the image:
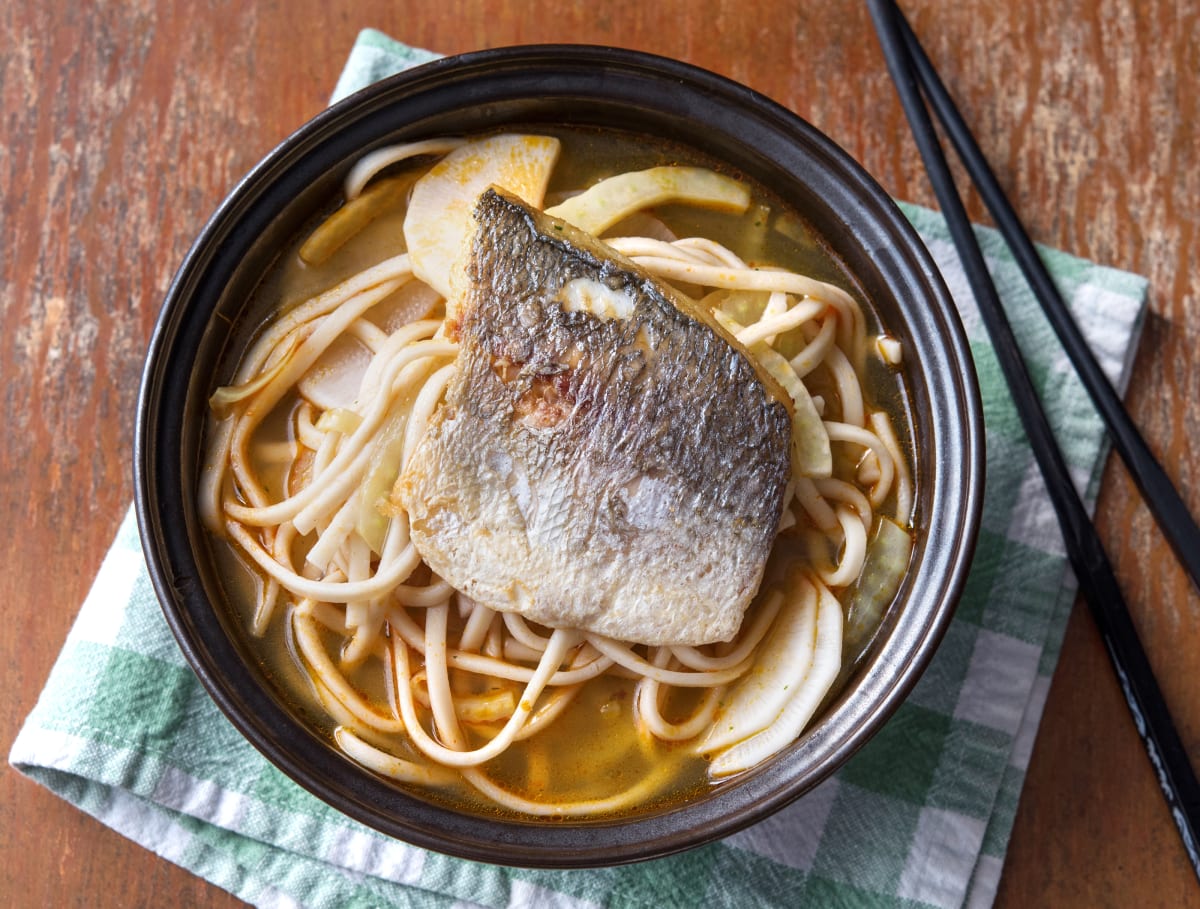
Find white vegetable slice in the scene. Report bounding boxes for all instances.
[297,334,373,411]
[755,345,832,478]
[707,578,844,777]
[402,134,561,304]
[697,584,817,754]
[369,280,441,334]
[713,309,832,478]
[843,515,913,655]
[545,166,751,237]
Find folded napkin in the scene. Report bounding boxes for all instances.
[10,29,1149,909]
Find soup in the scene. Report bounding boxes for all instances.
[200,127,915,819]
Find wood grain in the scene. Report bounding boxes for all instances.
[2,1,1197,906]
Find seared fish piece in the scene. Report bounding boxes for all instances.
[396,189,792,646]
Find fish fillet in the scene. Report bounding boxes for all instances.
[395,189,792,645]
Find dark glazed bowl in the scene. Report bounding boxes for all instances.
[135,45,984,867]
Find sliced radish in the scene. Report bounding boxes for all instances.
[367,280,441,334]
[707,578,843,777]
[297,334,373,411]
[697,582,817,754]
[402,134,561,305]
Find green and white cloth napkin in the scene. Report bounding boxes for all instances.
[10,29,1149,909]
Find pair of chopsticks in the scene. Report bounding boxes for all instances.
[867,0,1200,882]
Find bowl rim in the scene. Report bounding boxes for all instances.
[134,43,984,867]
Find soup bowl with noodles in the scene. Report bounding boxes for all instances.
[135,46,983,866]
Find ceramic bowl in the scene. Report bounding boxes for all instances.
[135,45,983,867]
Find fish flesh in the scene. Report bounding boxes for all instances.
[395,189,792,646]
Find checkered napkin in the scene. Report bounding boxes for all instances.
[10,29,1149,909]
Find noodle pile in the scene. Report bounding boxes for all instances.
[199,137,913,816]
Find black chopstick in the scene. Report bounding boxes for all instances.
[894,11,1200,598]
[866,0,1200,883]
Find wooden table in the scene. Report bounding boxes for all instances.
[4,1,1197,905]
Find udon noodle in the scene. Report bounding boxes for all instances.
[200,129,915,817]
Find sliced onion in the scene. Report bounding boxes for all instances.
[546,166,751,237]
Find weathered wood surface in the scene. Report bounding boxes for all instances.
[2,1,1197,905]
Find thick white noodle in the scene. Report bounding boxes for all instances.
[229,254,414,388]
[294,401,326,450]
[823,421,895,508]
[824,344,866,428]
[584,636,753,687]
[814,477,873,535]
[424,602,466,750]
[224,340,457,529]
[225,278,406,495]
[458,599,496,653]
[789,314,838,377]
[458,762,675,818]
[394,577,455,607]
[792,475,839,532]
[200,268,413,529]
[441,641,614,687]
[303,486,364,572]
[502,612,553,651]
[626,255,863,350]
[871,411,913,526]
[667,591,783,671]
[334,727,456,786]
[636,647,725,741]
[292,610,406,733]
[226,518,421,604]
[388,628,580,767]
[735,298,825,348]
[347,317,388,351]
[671,236,749,268]
[343,138,467,200]
[817,506,868,588]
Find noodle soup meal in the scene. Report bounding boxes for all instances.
[200,128,916,819]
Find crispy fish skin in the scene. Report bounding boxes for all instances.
[396,189,791,645]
